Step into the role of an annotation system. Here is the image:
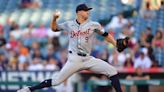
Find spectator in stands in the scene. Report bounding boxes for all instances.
[134,48,152,68]
[124,53,134,68]
[29,42,45,63]
[145,27,154,47]
[18,55,29,71]
[126,67,150,92]
[27,58,44,71]
[139,27,153,48]
[4,18,12,40]
[30,42,40,51]
[127,38,137,51]
[152,30,164,67]
[20,0,42,9]
[10,28,22,40]
[141,2,156,20]
[31,48,44,60]
[22,23,37,47]
[151,60,159,67]
[118,26,129,38]
[44,57,59,71]
[23,22,35,34]
[21,30,34,47]
[8,35,19,50]
[147,47,156,66]
[143,0,162,10]
[108,50,126,68]
[0,42,9,58]
[31,24,48,47]
[0,54,8,70]
[118,21,135,39]
[8,50,18,70]
[44,44,56,61]
[126,21,135,36]
[17,40,28,55]
[152,31,163,48]
[17,42,30,70]
[32,24,47,38]
[105,13,128,30]
[116,52,126,68]
[119,21,135,38]
[10,21,19,31]
[0,29,7,49]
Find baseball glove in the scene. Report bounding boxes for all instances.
[116,37,129,52]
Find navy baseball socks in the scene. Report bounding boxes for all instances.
[110,74,122,92]
[29,79,52,91]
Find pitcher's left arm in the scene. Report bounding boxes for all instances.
[94,22,129,52]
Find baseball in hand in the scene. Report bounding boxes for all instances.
[54,10,61,17]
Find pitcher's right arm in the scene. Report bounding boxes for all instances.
[50,11,60,32]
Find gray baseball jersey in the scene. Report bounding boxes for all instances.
[58,19,105,55]
[51,19,117,86]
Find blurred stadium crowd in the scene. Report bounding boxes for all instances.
[0,0,164,71]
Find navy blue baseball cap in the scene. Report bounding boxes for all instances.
[76,4,92,13]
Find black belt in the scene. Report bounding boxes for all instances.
[69,51,87,57]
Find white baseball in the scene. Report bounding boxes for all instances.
[55,10,61,16]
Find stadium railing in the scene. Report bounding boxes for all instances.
[87,79,164,92]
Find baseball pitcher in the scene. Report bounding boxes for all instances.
[17,3,129,92]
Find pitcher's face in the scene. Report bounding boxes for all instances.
[78,10,90,20]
